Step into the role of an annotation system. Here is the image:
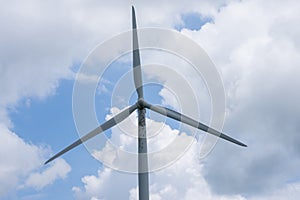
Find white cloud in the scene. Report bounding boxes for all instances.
[0,123,41,196]
[249,182,300,200]
[159,87,180,110]
[0,0,223,125]
[0,124,71,196]
[73,166,137,200]
[72,168,112,200]
[0,0,129,126]
[0,1,87,196]
[181,0,300,196]
[25,159,71,190]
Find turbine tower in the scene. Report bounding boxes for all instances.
[45,6,247,200]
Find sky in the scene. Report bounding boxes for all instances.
[1,0,300,199]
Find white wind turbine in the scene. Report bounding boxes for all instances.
[45,6,247,200]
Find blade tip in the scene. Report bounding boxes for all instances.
[239,142,247,147]
[44,157,54,165]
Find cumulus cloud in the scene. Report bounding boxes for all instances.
[182,0,300,196]
[0,124,41,196]
[0,0,131,126]
[72,168,113,200]
[0,124,71,196]
[249,183,300,200]
[25,159,71,190]
[0,1,90,196]
[72,166,136,200]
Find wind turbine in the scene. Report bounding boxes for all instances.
[45,6,247,200]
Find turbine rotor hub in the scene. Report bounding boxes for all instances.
[137,98,146,109]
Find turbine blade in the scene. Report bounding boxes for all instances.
[132,6,144,99]
[45,104,138,164]
[144,102,247,147]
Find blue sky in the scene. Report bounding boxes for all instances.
[1,0,300,200]
[175,12,212,31]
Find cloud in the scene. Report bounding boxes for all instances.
[72,167,137,200]
[0,124,71,196]
[181,0,300,196]
[0,0,223,125]
[0,0,130,126]
[0,1,87,196]
[72,168,112,200]
[249,182,300,200]
[0,123,41,196]
[25,159,71,190]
